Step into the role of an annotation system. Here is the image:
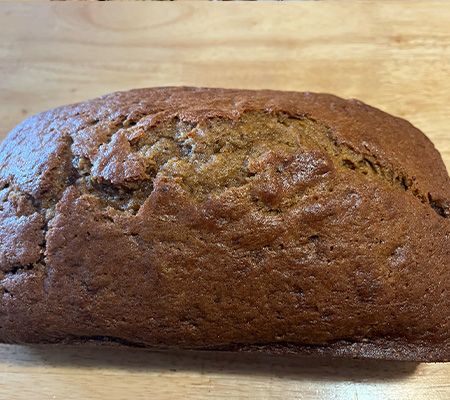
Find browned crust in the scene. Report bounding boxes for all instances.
[0,87,449,362]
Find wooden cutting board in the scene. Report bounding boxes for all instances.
[0,2,449,399]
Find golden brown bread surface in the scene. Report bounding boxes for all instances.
[0,87,449,361]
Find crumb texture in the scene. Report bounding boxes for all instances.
[0,87,449,361]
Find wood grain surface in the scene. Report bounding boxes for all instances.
[0,1,449,399]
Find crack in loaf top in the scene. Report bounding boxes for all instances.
[0,87,448,216]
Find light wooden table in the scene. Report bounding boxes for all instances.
[0,2,449,399]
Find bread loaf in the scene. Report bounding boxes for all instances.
[0,87,449,361]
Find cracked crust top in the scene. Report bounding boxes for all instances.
[0,87,449,361]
